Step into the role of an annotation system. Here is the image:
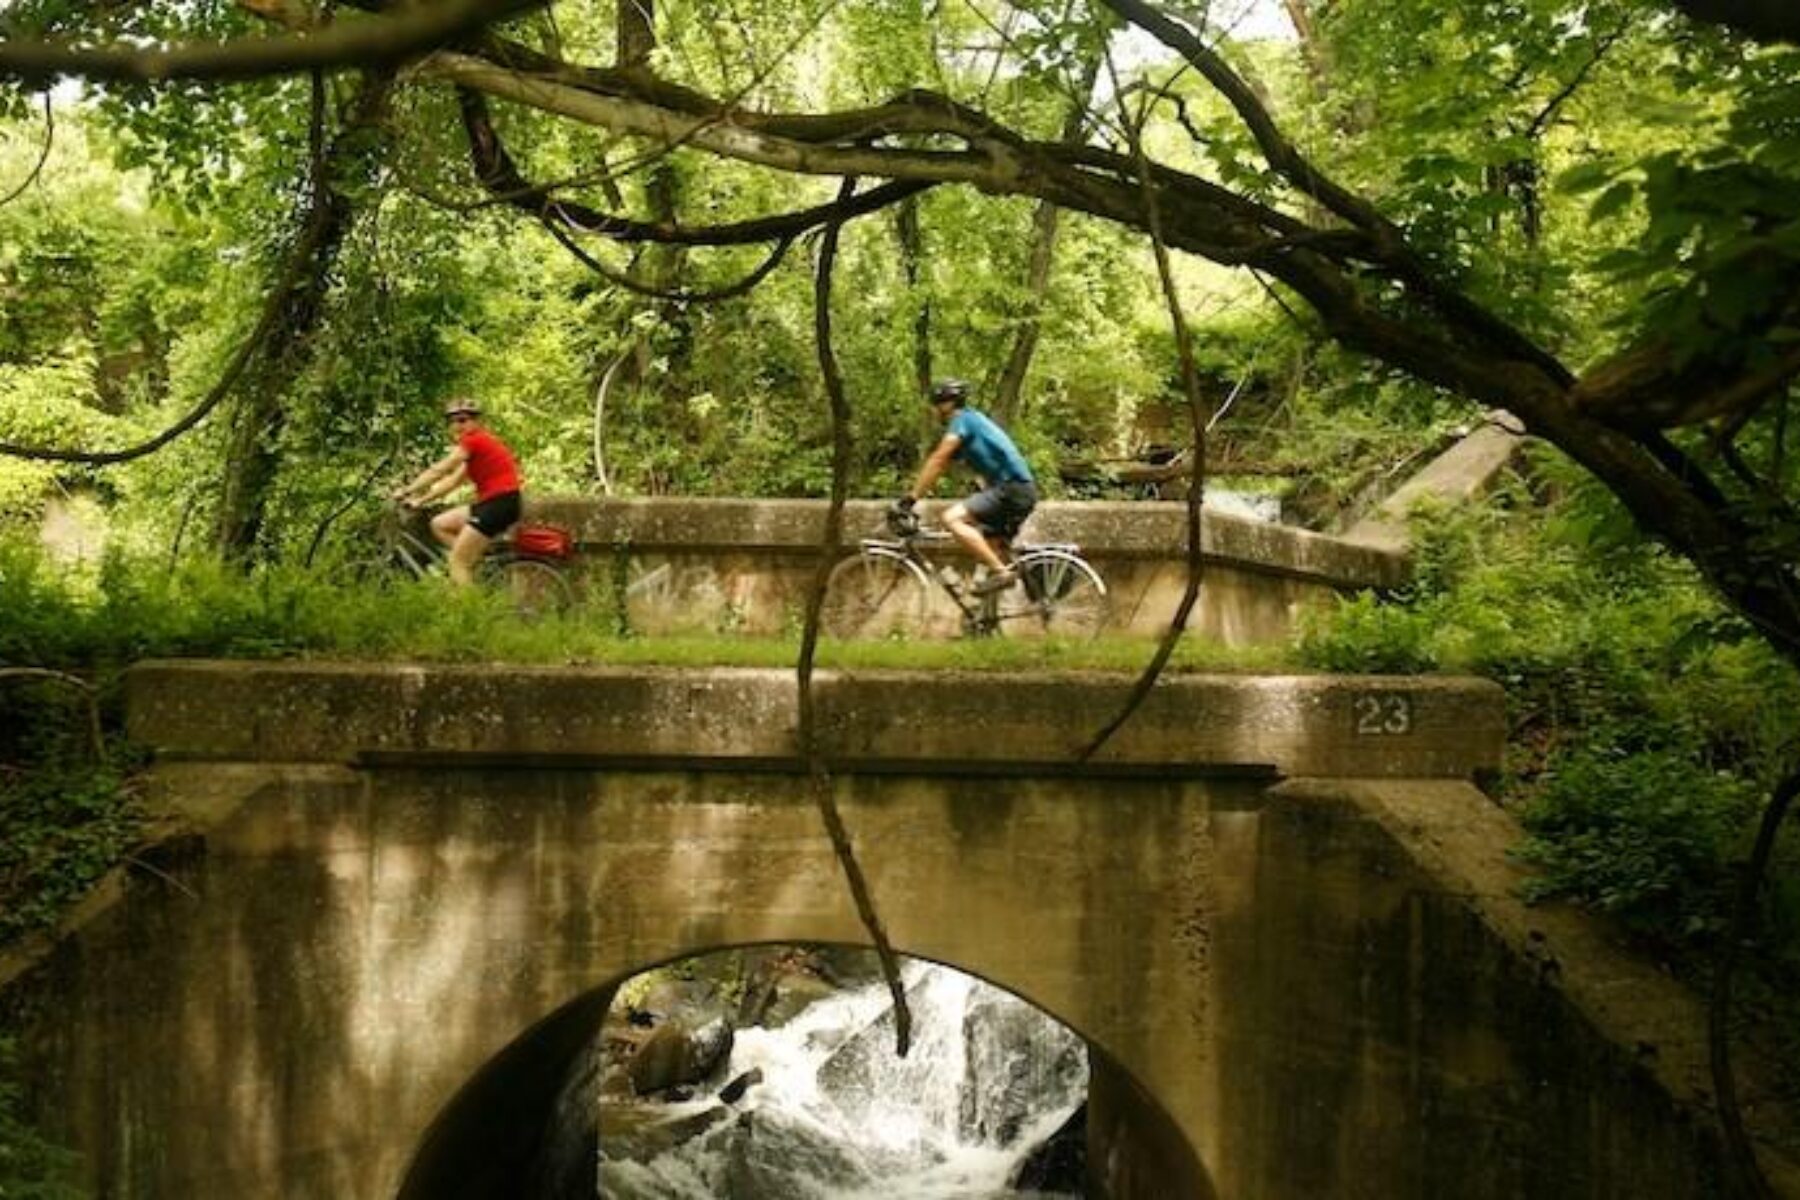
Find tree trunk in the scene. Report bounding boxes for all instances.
[895,194,932,396]
[610,0,690,396]
[213,75,392,561]
[991,56,1099,423]
[616,0,654,67]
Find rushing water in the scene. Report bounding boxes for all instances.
[600,963,1088,1199]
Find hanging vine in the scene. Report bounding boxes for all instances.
[797,176,913,1058]
[1078,47,1211,763]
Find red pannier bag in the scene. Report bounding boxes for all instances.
[513,523,574,559]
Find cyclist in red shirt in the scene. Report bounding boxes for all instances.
[391,398,524,586]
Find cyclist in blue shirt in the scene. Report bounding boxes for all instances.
[896,378,1038,594]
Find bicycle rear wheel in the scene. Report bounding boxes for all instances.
[821,552,932,639]
[490,555,574,619]
[996,550,1109,640]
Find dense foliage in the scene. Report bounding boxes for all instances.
[1300,460,1800,953]
[4,0,1800,1186]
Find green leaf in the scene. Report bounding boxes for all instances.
[1589,181,1635,222]
[1555,160,1617,195]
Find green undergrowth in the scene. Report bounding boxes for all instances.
[0,665,145,953]
[1297,469,1800,1096]
[0,678,139,1197]
[0,538,1298,675]
[0,753,143,950]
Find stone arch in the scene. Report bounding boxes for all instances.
[397,939,1214,1200]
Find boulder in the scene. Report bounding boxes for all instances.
[736,947,843,1029]
[959,992,1085,1147]
[719,1067,764,1105]
[628,1017,735,1096]
[725,1110,878,1198]
[598,1101,731,1163]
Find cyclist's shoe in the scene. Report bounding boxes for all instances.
[886,500,921,537]
[972,567,1020,596]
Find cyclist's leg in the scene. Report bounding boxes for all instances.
[430,505,471,550]
[955,483,1036,592]
[943,491,1011,574]
[453,491,521,587]
[446,525,493,586]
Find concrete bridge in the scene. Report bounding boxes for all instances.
[5,660,1784,1199]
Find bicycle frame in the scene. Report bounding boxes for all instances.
[362,505,575,618]
[855,525,1103,638]
[380,512,446,580]
[886,529,996,633]
[372,505,522,576]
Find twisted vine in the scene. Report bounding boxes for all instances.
[796,178,913,1056]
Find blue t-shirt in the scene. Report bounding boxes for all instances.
[947,408,1034,485]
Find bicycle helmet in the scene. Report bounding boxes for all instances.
[443,398,481,419]
[928,378,970,406]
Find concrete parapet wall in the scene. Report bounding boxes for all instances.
[524,497,1408,642]
[532,497,1406,582]
[124,660,1505,780]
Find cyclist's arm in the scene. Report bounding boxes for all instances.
[906,433,961,502]
[413,462,470,505]
[394,448,467,503]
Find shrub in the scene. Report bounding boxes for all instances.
[1295,483,1800,963]
[1513,740,1760,941]
[1294,593,1437,674]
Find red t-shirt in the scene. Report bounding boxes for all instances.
[459,428,521,500]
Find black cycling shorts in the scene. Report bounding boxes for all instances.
[964,480,1037,539]
[468,490,522,537]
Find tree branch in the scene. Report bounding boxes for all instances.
[0,668,104,762]
[1097,0,1395,237]
[1080,57,1211,762]
[456,83,935,246]
[1522,23,1628,141]
[0,91,53,207]
[541,221,794,301]
[1096,0,1575,385]
[0,0,543,84]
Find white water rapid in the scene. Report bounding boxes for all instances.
[599,962,1088,1199]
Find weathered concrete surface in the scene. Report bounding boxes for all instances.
[123,660,1506,779]
[1282,777,1800,1199]
[1341,414,1527,554]
[526,497,1408,641]
[5,765,1778,1199]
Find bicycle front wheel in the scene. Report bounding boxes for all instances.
[491,556,574,619]
[997,550,1110,640]
[821,552,932,639]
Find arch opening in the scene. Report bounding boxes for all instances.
[400,942,1212,1200]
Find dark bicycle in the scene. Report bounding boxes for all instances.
[354,503,576,619]
[822,506,1109,640]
